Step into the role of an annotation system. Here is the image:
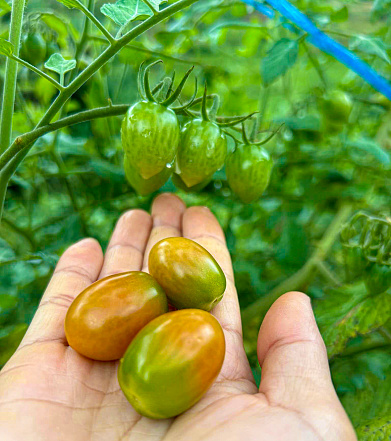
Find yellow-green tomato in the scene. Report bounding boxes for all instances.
[148,237,226,311]
[65,272,168,361]
[118,309,225,419]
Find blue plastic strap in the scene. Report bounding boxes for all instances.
[241,0,391,100]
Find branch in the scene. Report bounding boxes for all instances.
[76,0,114,43]
[0,104,129,170]
[11,55,64,90]
[0,0,26,153]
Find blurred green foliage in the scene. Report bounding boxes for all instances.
[1,0,391,438]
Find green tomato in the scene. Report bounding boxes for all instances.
[124,156,171,196]
[225,143,273,204]
[121,101,180,180]
[364,263,391,296]
[148,237,226,311]
[172,172,211,193]
[118,309,225,419]
[45,41,59,60]
[322,90,352,123]
[175,119,227,187]
[20,33,46,65]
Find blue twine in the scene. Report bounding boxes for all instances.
[241,0,391,100]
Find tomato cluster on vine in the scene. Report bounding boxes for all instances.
[121,60,279,204]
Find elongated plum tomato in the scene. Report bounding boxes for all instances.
[172,172,211,193]
[226,143,273,204]
[118,309,225,419]
[148,237,226,311]
[121,101,179,180]
[175,119,227,188]
[64,272,168,361]
[124,156,171,196]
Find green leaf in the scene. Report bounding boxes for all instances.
[101,0,152,26]
[356,415,391,440]
[0,38,13,57]
[44,53,76,76]
[349,35,390,64]
[88,158,125,182]
[0,323,28,366]
[331,6,348,22]
[146,0,168,12]
[261,38,298,86]
[371,0,391,20]
[0,0,11,13]
[318,289,391,358]
[347,138,391,166]
[56,0,83,10]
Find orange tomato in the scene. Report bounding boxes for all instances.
[65,271,168,361]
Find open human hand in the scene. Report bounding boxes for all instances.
[0,193,356,441]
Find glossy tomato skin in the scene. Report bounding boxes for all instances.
[20,33,46,65]
[121,101,179,180]
[65,271,168,361]
[172,172,211,193]
[175,119,227,188]
[226,143,273,204]
[322,90,352,123]
[118,309,225,419]
[124,156,171,196]
[148,237,226,311]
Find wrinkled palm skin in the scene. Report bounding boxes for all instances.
[149,237,226,311]
[118,309,225,419]
[226,143,273,204]
[175,119,227,187]
[121,101,179,179]
[65,271,168,361]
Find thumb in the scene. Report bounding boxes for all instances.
[257,291,356,440]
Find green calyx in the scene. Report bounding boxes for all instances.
[137,60,196,110]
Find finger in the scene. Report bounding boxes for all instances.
[142,193,186,272]
[182,206,237,329]
[182,206,255,389]
[257,291,355,435]
[20,238,103,347]
[99,209,152,278]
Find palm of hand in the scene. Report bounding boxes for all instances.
[0,194,356,441]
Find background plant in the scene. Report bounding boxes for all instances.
[0,0,391,439]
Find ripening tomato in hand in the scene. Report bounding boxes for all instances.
[65,272,168,361]
[148,237,226,311]
[118,309,225,419]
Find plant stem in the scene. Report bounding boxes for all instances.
[12,56,64,90]
[78,0,114,43]
[0,104,129,170]
[302,39,328,90]
[241,204,353,333]
[0,0,26,153]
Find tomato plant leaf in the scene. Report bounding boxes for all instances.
[349,35,391,64]
[55,0,83,10]
[331,6,348,23]
[0,0,11,14]
[101,0,152,26]
[44,53,76,75]
[317,289,391,358]
[261,38,299,85]
[146,0,168,12]
[347,138,391,166]
[0,38,13,57]
[356,415,391,440]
